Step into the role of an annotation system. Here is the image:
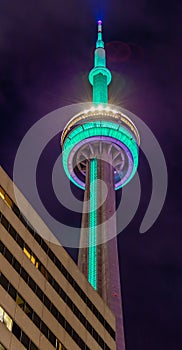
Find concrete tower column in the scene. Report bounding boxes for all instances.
[78,148,126,349]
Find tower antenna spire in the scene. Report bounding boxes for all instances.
[96,20,104,48]
[89,20,112,104]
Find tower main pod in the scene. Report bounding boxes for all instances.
[61,21,140,350]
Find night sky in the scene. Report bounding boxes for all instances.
[1,1,182,349]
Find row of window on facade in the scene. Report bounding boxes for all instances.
[0,214,111,350]
[0,246,91,350]
[0,185,115,340]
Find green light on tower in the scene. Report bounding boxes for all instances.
[88,158,98,290]
[62,120,138,190]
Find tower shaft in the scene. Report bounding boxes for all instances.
[78,21,126,350]
[78,152,126,350]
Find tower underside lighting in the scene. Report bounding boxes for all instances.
[61,107,139,191]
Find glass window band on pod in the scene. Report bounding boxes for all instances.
[61,108,139,190]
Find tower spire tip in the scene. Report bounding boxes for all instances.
[98,20,102,33]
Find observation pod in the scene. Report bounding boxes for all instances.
[61,106,140,191]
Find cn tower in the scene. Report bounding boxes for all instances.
[61,21,140,350]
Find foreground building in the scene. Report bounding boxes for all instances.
[0,166,116,350]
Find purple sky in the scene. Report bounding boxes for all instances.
[1,1,182,349]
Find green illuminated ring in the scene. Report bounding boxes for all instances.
[89,67,112,86]
[62,121,138,190]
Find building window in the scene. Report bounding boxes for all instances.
[0,306,4,322]
[32,313,41,329]
[40,321,48,338]
[0,186,5,200]
[36,286,43,301]
[1,215,9,231]
[23,245,39,269]
[16,294,24,309]
[0,343,7,350]
[9,225,17,240]
[56,339,63,350]
[21,332,29,348]
[0,306,13,331]
[0,186,13,208]
[0,273,8,291]
[12,259,21,274]
[20,267,29,283]
[29,342,38,350]
[4,194,13,209]
[23,246,31,259]
[48,330,56,347]
[24,303,33,318]
[28,277,36,291]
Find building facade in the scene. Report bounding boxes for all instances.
[0,167,116,350]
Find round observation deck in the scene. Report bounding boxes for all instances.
[61,106,140,190]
